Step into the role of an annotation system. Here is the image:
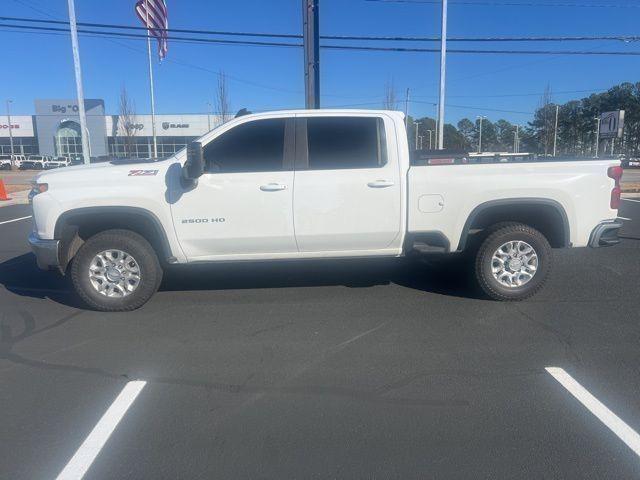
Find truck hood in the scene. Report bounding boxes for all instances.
[35,157,179,185]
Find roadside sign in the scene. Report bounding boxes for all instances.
[599,110,625,139]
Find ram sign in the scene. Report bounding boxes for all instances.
[599,110,625,139]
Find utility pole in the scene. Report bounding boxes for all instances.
[5,100,15,166]
[404,88,410,128]
[302,0,320,109]
[436,0,448,150]
[415,120,420,150]
[66,0,91,165]
[514,125,519,154]
[553,104,559,157]
[477,116,485,153]
[427,129,433,150]
[594,116,600,158]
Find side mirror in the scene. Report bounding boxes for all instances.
[182,141,204,187]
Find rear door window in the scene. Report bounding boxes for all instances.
[305,117,386,170]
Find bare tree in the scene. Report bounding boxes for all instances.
[119,84,138,157]
[537,83,556,155]
[383,79,397,110]
[215,71,231,123]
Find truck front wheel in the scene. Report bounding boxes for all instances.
[475,223,551,301]
[70,229,163,311]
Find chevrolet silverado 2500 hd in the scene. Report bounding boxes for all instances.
[28,110,623,311]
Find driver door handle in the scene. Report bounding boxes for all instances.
[260,183,287,192]
[367,180,395,188]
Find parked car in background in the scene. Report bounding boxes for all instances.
[0,154,27,169]
[44,156,71,169]
[623,157,640,168]
[12,154,27,168]
[20,155,52,170]
[0,155,12,170]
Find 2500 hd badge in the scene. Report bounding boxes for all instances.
[181,218,226,224]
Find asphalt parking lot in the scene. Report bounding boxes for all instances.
[1,200,639,479]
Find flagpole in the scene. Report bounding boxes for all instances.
[67,0,91,165]
[144,0,158,159]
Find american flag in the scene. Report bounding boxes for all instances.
[135,0,169,60]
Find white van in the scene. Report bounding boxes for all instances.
[44,156,71,169]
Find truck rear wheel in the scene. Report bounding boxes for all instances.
[475,223,551,301]
[70,229,162,311]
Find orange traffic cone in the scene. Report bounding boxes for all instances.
[0,179,12,201]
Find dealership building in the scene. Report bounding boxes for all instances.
[0,99,222,159]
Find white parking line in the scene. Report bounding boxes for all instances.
[622,198,640,203]
[546,367,640,457]
[0,215,31,225]
[55,381,146,480]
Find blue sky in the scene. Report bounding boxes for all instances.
[1,0,640,125]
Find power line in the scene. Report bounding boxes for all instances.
[365,0,640,8]
[2,16,640,43]
[0,15,302,39]
[3,5,305,96]
[409,99,534,114]
[2,23,640,56]
[414,87,612,99]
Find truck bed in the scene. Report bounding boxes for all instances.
[407,158,620,250]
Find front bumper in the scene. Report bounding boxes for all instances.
[28,232,60,270]
[589,221,623,248]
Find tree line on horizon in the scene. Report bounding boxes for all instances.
[402,82,640,157]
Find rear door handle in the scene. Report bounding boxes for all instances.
[260,183,287,192]
[367,180,395,188]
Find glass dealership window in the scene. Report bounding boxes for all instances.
[108,136,195,158]
[0,137,38,155]
[55,120,83,158]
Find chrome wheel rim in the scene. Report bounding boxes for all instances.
[491,240,538,288]
[88,249,141,297]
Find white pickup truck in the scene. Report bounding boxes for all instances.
[28,109,623,311]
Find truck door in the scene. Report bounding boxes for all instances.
[293,115,402,253]
[170,117,297,260]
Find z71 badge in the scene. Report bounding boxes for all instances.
[128,169,159,176]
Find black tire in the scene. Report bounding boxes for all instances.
[71,229,162,311]
[475,223,551,301]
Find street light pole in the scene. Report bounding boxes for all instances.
[66,0,91,165]
[427,129,433,150]
[514,125,519,153]
[436,0,448,150]
[404,88,410,128]
[553,104,559,157]
[6,100,15,166]
[594,116,600,158]
[206,101,212,131]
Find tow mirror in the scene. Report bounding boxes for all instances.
[182,141,204,187]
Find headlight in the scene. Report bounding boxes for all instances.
[28,182,48,203]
